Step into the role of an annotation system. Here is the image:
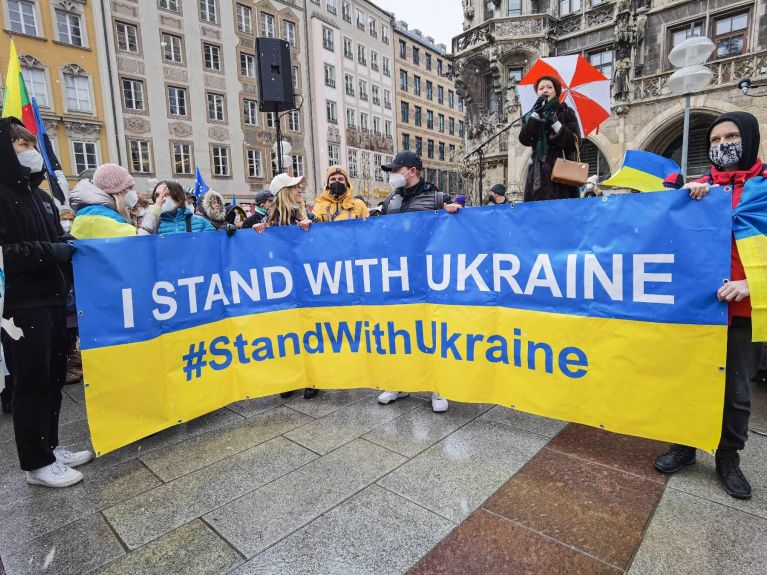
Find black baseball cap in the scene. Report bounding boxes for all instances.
[381,150,423,172]
[255,189,274,204]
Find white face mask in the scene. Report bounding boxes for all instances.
[388,172,407,191]
[161,198,178,213]
[137,208,147,218]
[124,189,139,209]
[17,149,44,173]
[60,220,72,232]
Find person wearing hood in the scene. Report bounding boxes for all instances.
[312,165,369,222]
[153,181,217,234]
[655,112,767,500]
[0,117,91,488]
[70,164,165,239]
[226,204,248,229]
[518,75,581,202]
[243,190,274,228]
[487,184,508,204]
[201,190,228,230]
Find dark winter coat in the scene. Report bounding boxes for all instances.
[382,178,451,214]
[518,102,581,202]
[0,117,69,310]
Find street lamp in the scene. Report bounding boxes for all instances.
[271,140,293,174]
[667,36,715,179]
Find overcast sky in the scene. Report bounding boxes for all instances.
[375,0,464,50]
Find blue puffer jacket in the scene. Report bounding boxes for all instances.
[157,207,216,234]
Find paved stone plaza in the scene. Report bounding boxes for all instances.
[1,383,766,574]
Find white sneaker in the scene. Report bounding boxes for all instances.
[378,391,409,404]
[431,392,448,413]
[25,461,84,488]
[54,447,93,467]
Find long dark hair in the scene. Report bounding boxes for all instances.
[152,180,186,207]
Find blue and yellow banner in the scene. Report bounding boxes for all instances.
[74,189,732,455]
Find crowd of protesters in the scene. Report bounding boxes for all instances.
[0,78,765,502]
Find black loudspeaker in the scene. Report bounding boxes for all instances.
[256,37,294,112]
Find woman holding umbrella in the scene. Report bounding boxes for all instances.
[518,75,581,202]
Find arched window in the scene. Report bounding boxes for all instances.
[645,113,718,179]
[581,139,611,181]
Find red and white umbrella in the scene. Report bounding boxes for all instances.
[517,55,611,137]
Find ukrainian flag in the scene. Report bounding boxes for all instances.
[733,176,767,341]
[602,151,681,192]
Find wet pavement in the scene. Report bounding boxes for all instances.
[1,383,766,574]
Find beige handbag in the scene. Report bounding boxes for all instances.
[551,138,589,187]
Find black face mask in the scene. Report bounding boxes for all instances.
[329,181,346,197]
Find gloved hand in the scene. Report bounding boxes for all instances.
[51,242,74,264]
[532,95,547,113]
[59,233,75,243]
[224,223,237,237]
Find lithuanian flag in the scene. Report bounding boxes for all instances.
[2,39,36,133]
[733,175,767,341]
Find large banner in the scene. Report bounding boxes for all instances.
[74,189,731,455]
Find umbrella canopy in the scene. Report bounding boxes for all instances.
[517,55,611,137]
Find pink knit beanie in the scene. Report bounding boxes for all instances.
[92,163,135,195]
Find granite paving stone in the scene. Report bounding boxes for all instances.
[378,418,548,522]
[282,388,376,418]
[139,406,313,481]
[63,382,86,405]
[284,395,424,454]
[230,485,453,575]
[103,437,316,549]
[204,438,406,557]
[225,394,289,418]
[93,520,243,575]
[480,406,568,438]
[1,513,124,575]
[628,488,767,575]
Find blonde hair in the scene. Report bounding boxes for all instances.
[112,192,133,222]
[270,185,306,226]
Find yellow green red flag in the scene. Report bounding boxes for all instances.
[2,39,36,132]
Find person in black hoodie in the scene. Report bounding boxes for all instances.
[0,118,92,488]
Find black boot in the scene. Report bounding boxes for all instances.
[715,450,751,499]
[0,393,11,414]
[303,388,319,400]
[280,391,294,399]
[654,444,696,474]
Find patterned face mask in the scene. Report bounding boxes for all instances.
[709,141,743,170]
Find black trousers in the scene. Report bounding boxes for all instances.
[2,306,68,470]
[719,317,763,452]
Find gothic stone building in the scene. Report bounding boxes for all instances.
[452,0,767,203]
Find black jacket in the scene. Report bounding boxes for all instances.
[382,178,451,214]
[0,117,69,310]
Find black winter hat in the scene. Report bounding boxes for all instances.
[489,184,507,196]
[706,112,761,171]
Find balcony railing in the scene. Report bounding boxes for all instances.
[453,14,553,54]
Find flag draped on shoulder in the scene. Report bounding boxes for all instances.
[602,151,681,193]
[2,40,36,132]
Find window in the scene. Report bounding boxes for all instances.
[402,134,410,149]
[449,144,455,159]
[247,149,263,178]
[240,53,255,77]
[64,73,91,112]
[243,99,258,125]
[207,92,225,122]
[382,57,391,76]
[371,84,380,105]
[400,70,408,91]
[326,100,338,123]
[116,21,138,53]
[212,146,230,176]
[401,101,409,123]
[360,112,368,131]
[260,12,275,37]
[199,0,217,23]
[21,68,47,107]
[437,85,444,104]
[508,0,521,16]
[357,45,366,65]
[438,114,445,133]
[167,86,187,116]
[427,139,434,159]
[448,90,455,108]
[342,0,351,22]
[399,39,407,59]
[449,117,455,135]
[344,37,353,59]
[122,78,145,110]
[413,76,421,96]
[288,109,300,131]
[283,21,297,48]
[458,96,464,112]
[356,8,365,30]
[415,136,422,157]
[322,27,334,51]
[346,108,356,128]
[412,47,419,65]
[160,0,179,11]
[292,66,298,90]
[292,155,304,177]
[265,111,276,128]
[56,10,82,47]
[345,74,355,96]
[129,140,152,174]
[427,110,433,129]
[359,79,368,101]
[348,148,358,177]
[670,22,702,49]
[508,67,524,84]
[369,17,377,37]
[459,120,465,137]
[381,23,390,44]
[72,141,98,174]
[8,0,37,36]
[426,81,433,100]
[714,12,748,58]
[326,0,337,14]
[373,116,381,135]
[162,33,183,64]
[172,142,193,175]
[328,143,340,164]
[559,0,580,16]
[203,43,221,71]
[371,51,379,71]
[426,53,432,71]
[236,4,252,33]
[374,154,383,180]
[324,63,336,87]
[437,59,443,75]
[385,120,392,138]
[414,106,422,126]
[589,49,613,80]
[383,89,392,109]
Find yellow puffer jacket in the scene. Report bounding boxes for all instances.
[312,187,370,222]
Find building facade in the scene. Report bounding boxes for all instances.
[394,20,465,196]
[452,0,767,203]
[304,0,396,204]
[94,0,315,199]
[1,0,111,186]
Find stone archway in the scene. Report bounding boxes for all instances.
[642,112,720,179]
